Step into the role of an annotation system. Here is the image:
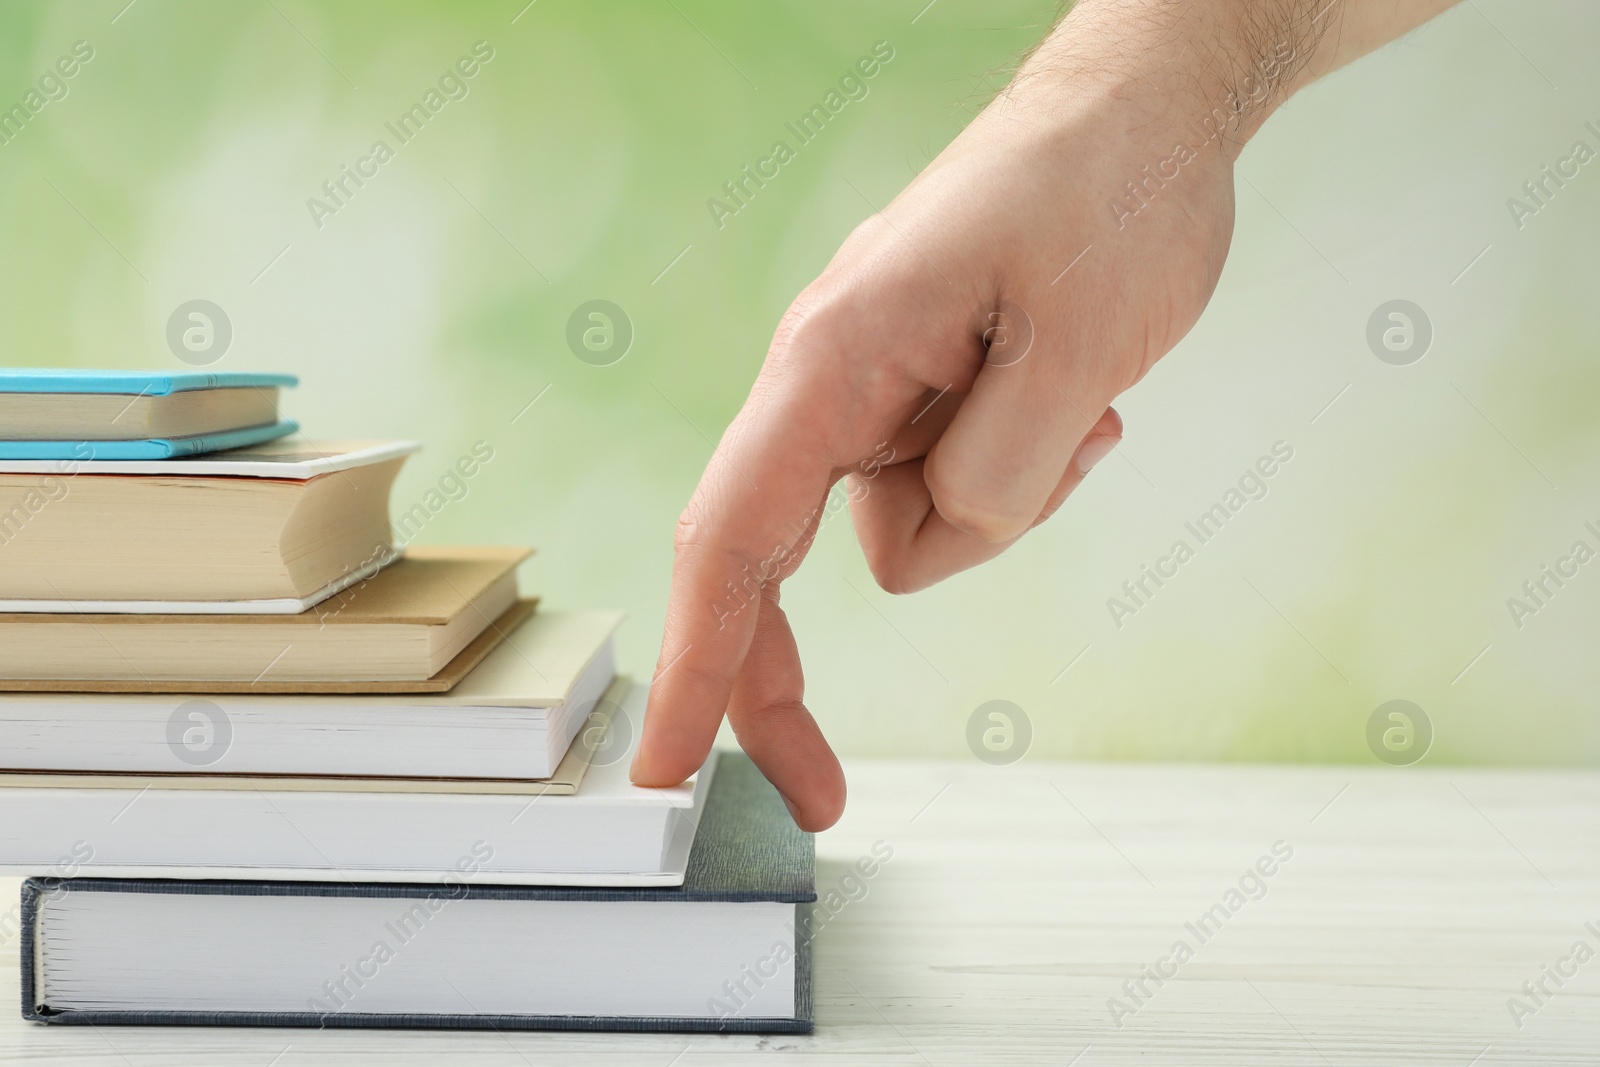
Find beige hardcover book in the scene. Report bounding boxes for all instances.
[0,546,532,686]
[0,443,413,603]
[0,387,281,440]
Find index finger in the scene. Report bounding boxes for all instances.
[628,366,850,789]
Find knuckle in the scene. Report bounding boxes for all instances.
[770,285,842,361]
[673,507,704,553]
[856,526,913,596]
[873,566,921,597]
[772,278,892,378]
[863,549,915,596]
[1033,497,1068,526]
[673,501,741,569]
[924,465,1028,544]
[940,500,1025,543]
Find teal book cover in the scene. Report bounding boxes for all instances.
[0,371,297,395]
[0,421,298,460]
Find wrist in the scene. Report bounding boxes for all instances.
[1004,0,1327,161]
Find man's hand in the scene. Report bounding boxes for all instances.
[631,0,1460,829]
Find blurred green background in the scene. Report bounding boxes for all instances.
[1,1,1596,765]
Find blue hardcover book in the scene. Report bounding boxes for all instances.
[0,421,299,460]
[0,370,297,458]
[0,370,297,394]
[19,753,816,1032]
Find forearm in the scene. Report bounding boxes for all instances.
[1005,0,1459,155]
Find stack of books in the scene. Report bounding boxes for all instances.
[0,370,814,1032]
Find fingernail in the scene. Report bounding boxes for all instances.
[1074,433,1119,475]
[780,793,802,823]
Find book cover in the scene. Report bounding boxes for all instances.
[0,370,297,395]
[0,439,420,479]
[0,421,299,461]
[19,752,815,1032]
[0,556,387,616]
[0,548,535,691]
[0,611,622,777]
[0,600,536,694]
[0,673,627,793]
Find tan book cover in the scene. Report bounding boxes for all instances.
[0,442,423,603]
[299,545,532,626]
[0,547,533,689]
[0,599,537,694]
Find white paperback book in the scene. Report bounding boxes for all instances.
[0,610,620,780]
[0,682,711,887]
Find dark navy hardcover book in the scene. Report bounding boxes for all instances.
[21,752,815,1033]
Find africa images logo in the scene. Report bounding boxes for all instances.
[166,700,232,767]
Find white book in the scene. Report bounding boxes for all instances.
[0,610,622,779]
[0,683,709,887]
[20,751,814,1032]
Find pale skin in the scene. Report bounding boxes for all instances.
[631,0,1462,830]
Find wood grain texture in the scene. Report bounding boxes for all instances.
[1,758,1596,1063]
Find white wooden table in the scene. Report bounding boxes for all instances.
[2,759,1596,1064]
